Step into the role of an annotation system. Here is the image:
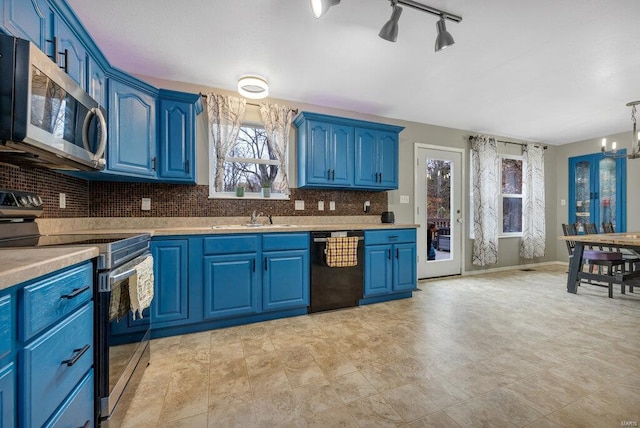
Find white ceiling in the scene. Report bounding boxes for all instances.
[66,0,640,145]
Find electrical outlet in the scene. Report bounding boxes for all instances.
[364,200,370,213]
[59,193,66,209]
[295,200,305,210]
[561,199,566,206]
[318,200,324,211]
[141,198,151,211]
[329,201,335,211]
[400,195,410,204]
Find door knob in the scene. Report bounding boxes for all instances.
[456,218,464,224]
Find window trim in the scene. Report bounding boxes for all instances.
[499,154,523,238]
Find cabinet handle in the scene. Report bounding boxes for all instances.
[327,169,331,180]
[332,169,335,180]
[59,48,69,73]
[387,249,391,260]
[61,285,90,300]
[264,257,267,271]
[45,37,58,63]
[61,344,90,367]
[396,248,399,259]
[253,259,256,272]
[379,172,382,182]
[79,420,91,428]
[388,235,398,240]
[152,157,157,171]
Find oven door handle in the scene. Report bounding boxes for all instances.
[103,252,152,290]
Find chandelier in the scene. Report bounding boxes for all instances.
[601,100,640,159]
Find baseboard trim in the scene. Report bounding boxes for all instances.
[462,261,567,276]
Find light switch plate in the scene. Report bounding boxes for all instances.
[560,199,566,206]
[329,201,336,211]
[400,195,410,204]
[141,198,151,211]
[295,200,305,210]
[318,200,324,211]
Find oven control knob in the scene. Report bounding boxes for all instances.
[19,196,29,207]
[27,195,35,206]
[34,196,43,206]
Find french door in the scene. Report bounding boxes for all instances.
[415,145,463,278]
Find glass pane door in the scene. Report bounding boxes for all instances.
[599,157,617,232]
[574,160,591,231]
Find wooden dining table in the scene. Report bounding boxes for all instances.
[559,232,640,293]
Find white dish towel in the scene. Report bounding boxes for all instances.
[129,255,154,320]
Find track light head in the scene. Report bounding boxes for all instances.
[310,0,341,19]
[379,3,403,42]
[435,16,455,51]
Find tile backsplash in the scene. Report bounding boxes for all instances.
[1,165,387,218]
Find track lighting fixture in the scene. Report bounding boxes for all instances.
[310,0,340,19]
[379,1,403,42]
[434,15,455,51]
[312,0,461,51]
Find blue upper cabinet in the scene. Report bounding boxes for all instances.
[87,55,107,108]
[1,0,52,50]
[108,78,157,177]
[157,90,200,183]
[294,111,403,191]
[354,128,398,189]
[54,14,86,88]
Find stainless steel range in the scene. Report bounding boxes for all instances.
[0,189,152,426]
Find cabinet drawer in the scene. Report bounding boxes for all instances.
[21,262,93,341]
[365,229,416,245]
[262,233,309,251]
[204,235,259,255]
[23,303,93,428]
[0,294,12,361]
[44,370,94,428]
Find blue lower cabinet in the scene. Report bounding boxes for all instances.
[203,254,259,320]
[44,370,94,428]
[0,363,15,428]
[393,243,417,292]
[22,303,93,428]
[152,239,189,325]
[263,249,309,312]
[0,294,12,361]
[364,245,393,296]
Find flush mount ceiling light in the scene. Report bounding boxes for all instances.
[310,0,340,19]
[601,100,640,159]
[237,75,269,99]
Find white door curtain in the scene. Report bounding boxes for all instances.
[521,144,546,259]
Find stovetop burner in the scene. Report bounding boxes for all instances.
[0,233,146,248]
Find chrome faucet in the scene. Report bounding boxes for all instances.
[250,210,263,225]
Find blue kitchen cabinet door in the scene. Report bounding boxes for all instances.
[0,363,15,428]
[354,128,398,190]
[393,243,416,292]
[263,249,309,312]
[87,55,107,108]
[151,239,189,325]
[158,98,195,182]
[0,294,11,362]
[203,254,259,320]
[54,15,87,88]
[305,120,353,187]
[364,245,393,297]
[108,79,157,177]
[1,0,51,50]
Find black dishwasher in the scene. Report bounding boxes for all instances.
[310,230,364,313]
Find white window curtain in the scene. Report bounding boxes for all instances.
[471,135,500,266]
[206,93,246,193]
[521,144,546,258]
[259,103,295,195]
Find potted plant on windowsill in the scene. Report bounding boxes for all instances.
[261,181,271,198]
[235,184,245,197]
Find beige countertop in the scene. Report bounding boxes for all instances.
[0,246,99,291]
[0,221,417,290]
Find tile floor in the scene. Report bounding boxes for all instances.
[119,265,640,427]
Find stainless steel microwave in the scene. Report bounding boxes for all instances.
[0,34,106,170]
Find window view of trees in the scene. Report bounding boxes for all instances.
[426,160,451,222]
[223,125,281,193]
[501,157,523,233]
